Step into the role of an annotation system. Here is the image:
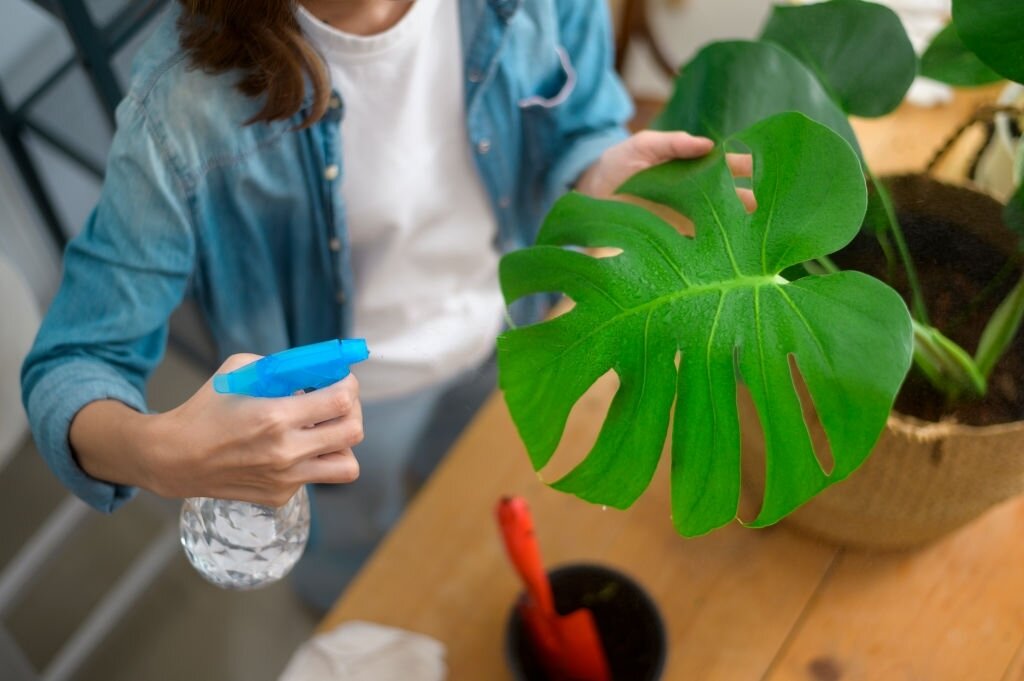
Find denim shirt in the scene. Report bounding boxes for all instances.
[21,0,632,513]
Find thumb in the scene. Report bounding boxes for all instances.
[634,130,715,163]
[216,353,263,375]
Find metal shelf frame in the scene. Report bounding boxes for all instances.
[1,4,185,681]
[0,0,167,249]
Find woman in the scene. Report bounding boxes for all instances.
[21,0,728,611]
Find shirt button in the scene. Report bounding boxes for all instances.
[328,95,341,109]
[335,290,346,304]
[328,237,341,252]
[468,68,483,83]
[324,164,340,181]
[498,196,511,209]
[477,139,492,155]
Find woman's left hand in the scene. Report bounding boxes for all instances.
[576,130,755,211]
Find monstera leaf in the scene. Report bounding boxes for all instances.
[952,0,1024,83]
[653,41,860,155]
[761,0,917,117]
[498,113,913,536]
[921,23,1004,86]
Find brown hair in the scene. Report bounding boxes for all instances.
[176,0,329,127]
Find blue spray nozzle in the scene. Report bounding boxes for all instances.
[213,338,370,398]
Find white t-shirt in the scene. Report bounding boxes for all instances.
[296,0,504,401]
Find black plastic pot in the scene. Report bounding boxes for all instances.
[505,563,666,681]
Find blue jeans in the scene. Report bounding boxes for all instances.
[290,354,497,613]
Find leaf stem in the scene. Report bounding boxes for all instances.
[947,258,1017,334]
[867,170,930,324]
[974,274,1024,380]
[875,229,898,283]
[814,255,840,274]
[912,319,987,399]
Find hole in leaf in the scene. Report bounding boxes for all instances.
[615,195,695,237]
[736,383,766,525]
[726,140,756,215]
[547,296,576,319]
[507,292,572,327]
[588,247,623,259]
[537,369,620,483]
[788,354,835,476]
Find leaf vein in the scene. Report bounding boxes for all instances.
[760,168,782,272]
[679,290,728,521]
[525,277,776,375]
[775,285,836,375]
[699,187,743,275]
[752,286,773,521]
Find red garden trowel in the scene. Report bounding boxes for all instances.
[496,496,612,681]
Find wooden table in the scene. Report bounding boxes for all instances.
[320,87,1024,680]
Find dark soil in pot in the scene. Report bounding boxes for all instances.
[506,564,666,681]
[834,175,1024,426]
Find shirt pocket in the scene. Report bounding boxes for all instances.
[519,46,578,171]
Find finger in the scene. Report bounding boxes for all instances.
[281,373,361,426]
[212,352,263,380]
[294,403,365,458]
[726,153,753,178]
[633,130,714,163]
[208,483,302,508]
[736,188,757,213]
[289,450,360,485]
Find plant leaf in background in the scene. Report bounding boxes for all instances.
[760,0,917,117]
[653,29,899,252]
[498,113,913,536]
[975,176,1024,384]
[920,23,1004,87]
[952,0,1024,84]
[653,41,860,155]
[756,0,936,346]
[1007,183,1024,241]
[975,277,1024,381]
[944,0,1024,398]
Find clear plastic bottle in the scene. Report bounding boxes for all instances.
[179,487,310,589]
[179,338,368,589]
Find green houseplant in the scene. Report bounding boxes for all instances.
[498,0,1024,548]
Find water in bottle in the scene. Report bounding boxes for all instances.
[180,487,310,589]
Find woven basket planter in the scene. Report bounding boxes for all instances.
[742,174,1024,550]
[740,398,1024,550]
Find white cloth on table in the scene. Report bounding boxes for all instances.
[278,621,446,681]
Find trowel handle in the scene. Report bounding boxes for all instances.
[496,496,556,616]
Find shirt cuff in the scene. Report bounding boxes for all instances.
[548,125,631,199]
[26,359,145,513]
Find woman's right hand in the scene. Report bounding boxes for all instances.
[71,353,364,507]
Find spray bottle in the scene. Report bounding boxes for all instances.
[179,338,369,589]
